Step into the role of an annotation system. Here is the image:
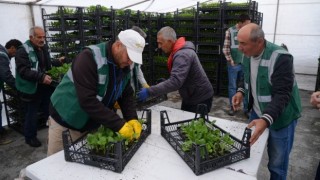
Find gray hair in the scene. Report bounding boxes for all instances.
[131,26,147,39]
[249,25,264,42]
[29,26,44,36]
[157,26,177,41]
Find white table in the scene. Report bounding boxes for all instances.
[26,105,268,180]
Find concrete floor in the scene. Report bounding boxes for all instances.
[0,89,319,180]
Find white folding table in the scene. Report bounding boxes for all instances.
[26,105,268,180]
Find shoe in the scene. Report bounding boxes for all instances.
[0,128,8,135]
[25,137,42,147]
[228,109,235,116]
[0,135,13,145]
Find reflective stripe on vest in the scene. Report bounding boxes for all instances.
[257,95,271,103]
[22,43,38,71]
[260,49,290,85]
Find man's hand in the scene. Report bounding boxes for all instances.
[113,101,120,109]
[58,56,65,63]
[138,88,149,102]
[247,119,268,146]
[230,60,235,66]
[310,91,320,109]
[128,119,142,139]
[43,74,52,85]
[232,92,243,111]
[142,83,150,88]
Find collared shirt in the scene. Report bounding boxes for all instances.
[222,29,233,62]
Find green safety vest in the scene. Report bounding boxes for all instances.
[132,63,139,92]
[15,40,38,94]
[50,42,130,129]
[229,26,248,64]
[243,41,302,130]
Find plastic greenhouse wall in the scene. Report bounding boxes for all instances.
[0,0,319,76]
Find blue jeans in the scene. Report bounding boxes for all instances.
[250,110,297,180]
[227,64,247,111]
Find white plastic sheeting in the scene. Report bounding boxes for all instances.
[0,0,319,75]
[0,0,210,12]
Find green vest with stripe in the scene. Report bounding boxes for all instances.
[229,26,248,64]
[50,42,130,129]
[0,49,10,89]
[15,40,38,94]
[243,41,302,130]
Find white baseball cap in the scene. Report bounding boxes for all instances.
[118,29,145,64]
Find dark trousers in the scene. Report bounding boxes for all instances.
[23,87,52,140]
[316,161,320,180]
[181,96,213,113]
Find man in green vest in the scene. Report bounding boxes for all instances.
[232,23,301,180]
[310,91,320,180]
[223,14,251,116]
[0,39,22,145]
[47,29,145,156]
[15,26,64,147]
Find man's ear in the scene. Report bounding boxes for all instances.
[116,41,123,48]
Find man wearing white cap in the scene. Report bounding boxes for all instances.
[47,29,145,156]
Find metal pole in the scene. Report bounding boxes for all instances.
[273,0,280,43]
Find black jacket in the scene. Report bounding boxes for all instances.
[15,43,62,100]
[49,41,138,132]
[0,45,15,89]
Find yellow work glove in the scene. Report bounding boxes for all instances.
[142,83,150,88]
[118,122,134,140]
[114,101,120,109]
[128,119,142,139]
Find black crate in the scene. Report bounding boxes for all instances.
[136,94,168,111]
[2,87,48,134]
[62,109,151,173]
[135,77,168,110]
[160,104,251,175]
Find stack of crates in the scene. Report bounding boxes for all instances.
[2,87,47,134]
[219,0,262,96]
[127,10,159,86]
[88,5,114,45]
[174,8,197,44]
[196,2,222,94]
[42,7,85,62]
[41,1,263,96]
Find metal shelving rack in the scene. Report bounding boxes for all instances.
[41,1,263,96]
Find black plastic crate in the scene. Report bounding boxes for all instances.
[160,105,251,175]
[2,87,48,134]
[62,109,151,173]
[136,94,168,111]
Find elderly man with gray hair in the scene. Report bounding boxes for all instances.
[138,26,214,113]
[15,26,64,148]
